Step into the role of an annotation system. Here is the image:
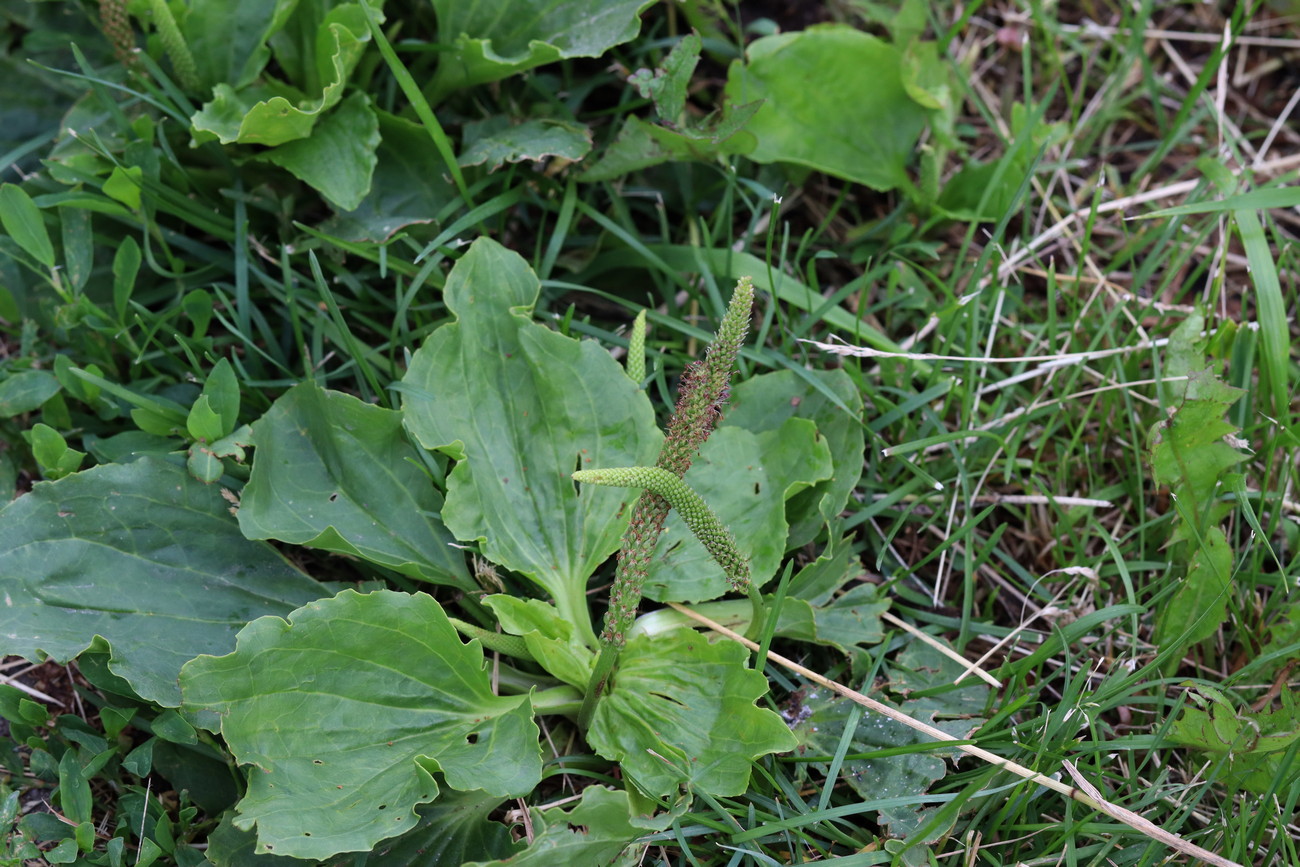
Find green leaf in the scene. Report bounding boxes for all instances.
[484,595,594,688]
[239,381,473,589]
[1155,526,1233,649]
[261,91,380,211]
[186,444,224,483]
[30,423,85,480]
[579,109,759,182]
[112,236,141,321]
[401,238,660,640]
[200,358,240,438]
[588,629,796,798]
[725,369,865,548]
[0,183,54,267]
[359,787,519,865]
[0,458,324,705]
[778,583,889,657]
[0,369,60,417]
[59,206,93,292]
[457,117,592,171]
[643,423,827,604]
[322,109,458,241]
[723,25,931,191]
[183,0,298,90]
[427,0,656,101]
[190,4,373,146]
[186,395,225,443]
[180,589,542,860]
[464,786,639,867]
[101,166,143,211]
[1149,369,1246,526]
[1169,684,1300,794]
[629,33,700,122]
[1141,185,1300,218]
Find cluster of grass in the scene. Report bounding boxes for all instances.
[0,0,1297,865]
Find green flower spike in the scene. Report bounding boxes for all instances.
[578,278,753,729]
[573,467,750,592]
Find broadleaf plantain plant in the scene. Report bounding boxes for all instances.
[0,238,876,863]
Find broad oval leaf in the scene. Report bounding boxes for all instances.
[401,238,660,642]
[0,183,55,267]
[180,589,542,860]
[429,0,655,101]
[261,91,380,211]
[723,25,931,191]
[588,629,796,798]
[724,369,865,549]
[0,457,324,706]
[238,381,473,590]
[0,369,60,418]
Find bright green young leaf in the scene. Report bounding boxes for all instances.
[643,423,828,603]
[723,25,931,191]
[322,109,458,241]
[180,589,542,860]
[186,395,225,444]
[0,183,55,267]
[401,238,661,641]
[29,423,85,480]
[200,358,240,438]
[190,4,373,146]
[464,786,640,867]
[457,118,592,171]
[0,369,60,417]
[484,595,594,688]
[183,0,298,90]
[0,458,324,706]
[238,381,473,590]
[588,629,796,798]
[101,166,143,211]
[261,91,380,211]
[427,0,656,102]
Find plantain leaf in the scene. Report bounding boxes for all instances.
[723,25,931,191]
[0,458,324,706]
[463,786,640,867]
[724,368,865,548]
[181,589,542,860]
[588,629,796,798]
[428,0,655,102]
[238,379,473,590]
[401,238,660,642]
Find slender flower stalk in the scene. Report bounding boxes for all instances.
[578,278,753,728]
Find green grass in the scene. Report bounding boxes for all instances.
[1,0,1298,864]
